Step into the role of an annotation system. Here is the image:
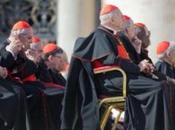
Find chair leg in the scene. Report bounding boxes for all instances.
[100,105,114,130]
[111,110,122,130]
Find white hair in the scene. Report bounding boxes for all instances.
[62,51,69,64]
[30,43,42,51]
[124,19,134,30]
[10,28,33,37]
[158,41,175,59]
[135,26,141,34]
[99,10,118,25]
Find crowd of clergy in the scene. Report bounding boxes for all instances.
[0,3,175,130]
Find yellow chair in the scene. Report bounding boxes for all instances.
[93,66,127,130]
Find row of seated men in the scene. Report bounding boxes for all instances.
[1,5,175,130]
[0,21,68,130]
[61,4,175,130]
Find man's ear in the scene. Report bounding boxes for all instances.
[111,16,114,22]
[48,55,53,61]
[166,52,171,58]
[111,15,115,23]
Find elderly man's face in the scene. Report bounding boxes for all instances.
[25,48,43,63]
[127,25,136,39]
[112,10,124,30]
[142,26,151,48]
[18,29,33,51]
[52,53,65,71]
[136,26,150,49]
[169,49,175,64]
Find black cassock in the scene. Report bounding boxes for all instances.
[120,33,175,130]
[0,77,29,130]
[0,40,64,130]
[36,59,66,86]
[119,32,167,80]
[48,69,66,86]
[120,33,174,130]
[36,59,65,130]
[0,41,31,130]
[155,60,175,130]
[61,57,99,130]
[155,60,175,79]
[61,26,172,130]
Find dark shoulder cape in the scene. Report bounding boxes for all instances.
[61,57,99,130]
[155,61,175,130]
[74,28,140,74]
[49,69,66,86]
[119,32,153,64]
[61,27,119,130]
[155,60,167,75]
[73,27,116,61]
[119,32,140,63]
[61,27,141,130]
[36,59,53,83]
[155,60,175,78]
[61,27,173,130]
[0,78,29,130]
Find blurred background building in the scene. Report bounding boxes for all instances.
[0,0,57,43]
[0,0,175,62]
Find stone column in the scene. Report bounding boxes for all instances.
[57,0,96,61]
[103,0,175,62]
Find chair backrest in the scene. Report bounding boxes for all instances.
[93,66,127,130]
[93,66,127,98]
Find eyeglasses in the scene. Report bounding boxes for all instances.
[53,54,62,59]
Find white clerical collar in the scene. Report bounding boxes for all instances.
[101,25,120,35]
[5,45,17,60]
